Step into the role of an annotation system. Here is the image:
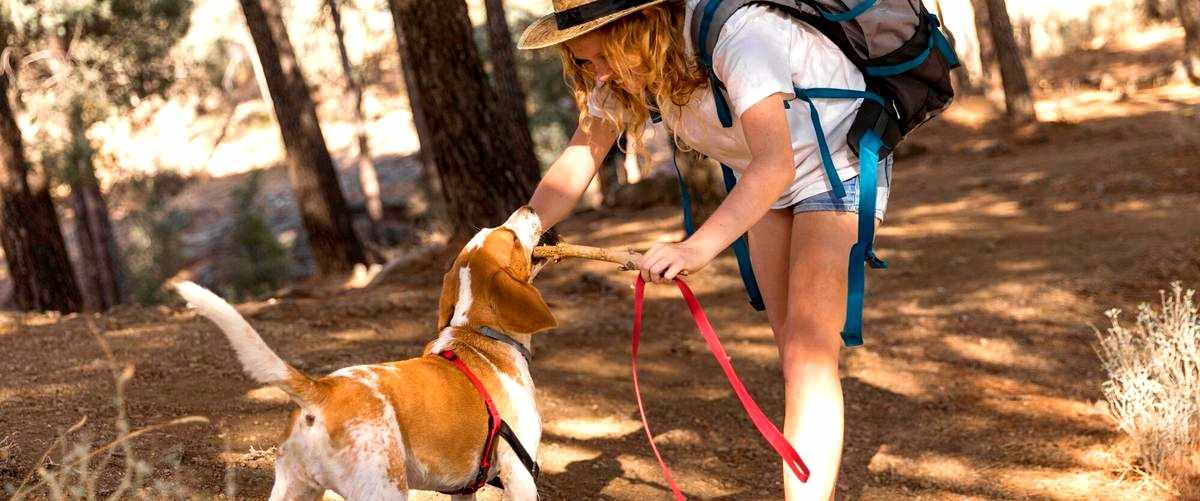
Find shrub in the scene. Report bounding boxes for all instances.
[222,171,290,299]
[120,172,193,304]
[1095,281,1200,490]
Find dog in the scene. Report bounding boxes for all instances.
[175,207,555,500]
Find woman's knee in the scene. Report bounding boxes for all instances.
[778,313,843,367]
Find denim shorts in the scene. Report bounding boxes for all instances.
[789,156,892,221]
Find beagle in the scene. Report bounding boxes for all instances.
[175,207,555,500]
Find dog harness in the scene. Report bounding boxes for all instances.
[433,327,539,495]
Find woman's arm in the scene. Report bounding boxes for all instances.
[638,93,795,282]
[528,116,622,230]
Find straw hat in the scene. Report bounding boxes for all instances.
[518,0,670,50]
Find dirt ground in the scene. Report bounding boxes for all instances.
[4,48,1200,500]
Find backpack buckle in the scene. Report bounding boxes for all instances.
[848,98,901,158]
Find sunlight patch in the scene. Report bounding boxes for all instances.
[867,445,983,487]
[537,440,602,474]
[846,350,930,399]
[942,336,1054,372]
[244,386,289,404]
[612,453,739,497]
[329,328,378,342]
[544,416,642,440]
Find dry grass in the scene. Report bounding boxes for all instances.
[1096,281,1200,494]
[5,324,210,500]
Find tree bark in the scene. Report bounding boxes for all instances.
[68,183,101,310]
[969,0,997,91]
[239,0,367,274]
[387,0,539,242]
[1178,0,1200,85]
[934,0,973,93]
[66,100,122,310]
[982,0,1037,125]
[326,0,384,241]
[483,0,541,185]
[0,71,83,313]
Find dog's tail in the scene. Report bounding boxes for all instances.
[174,281,321,405]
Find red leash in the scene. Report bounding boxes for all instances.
[632,276,810,499]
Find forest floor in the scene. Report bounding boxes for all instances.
[2,36,1200,501]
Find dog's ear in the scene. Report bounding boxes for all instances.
[489,271,557,334]
[437,267,460,330]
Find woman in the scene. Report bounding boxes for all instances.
[519,0,890,498]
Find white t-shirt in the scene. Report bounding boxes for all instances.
[588,1,867,208]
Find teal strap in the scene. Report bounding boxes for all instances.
[840,130,888,347]
[697,0,723,67]
[719,165,766,311]
[711,74,734,128]
[791,88,883,200]
[819,0,877,22]
[866,14,958,77]
[671,142,696,236]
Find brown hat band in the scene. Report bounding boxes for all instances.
[555,0,658,29]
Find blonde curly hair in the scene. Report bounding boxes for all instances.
[558,1,707,155]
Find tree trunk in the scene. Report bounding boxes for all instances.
[239,0,367,274]
[67,99,122,310]
[1179,0,1200,85]
[0,72,82,313]
[483,0,541,184]
[387,0,539,241]
[983,0,1037,125]
[934,0,973,93]
[326,0,384,241]
[69,183,102,310]
[969,0,997,91]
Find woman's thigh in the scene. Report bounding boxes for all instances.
[747,208,794,336]
[784,211,861,358]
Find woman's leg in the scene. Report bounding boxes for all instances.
[780,211,860,500]
[746,208,795,334]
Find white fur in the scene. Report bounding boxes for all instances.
[336,419,408,499]
[429,327,457,354]
[464,228,493,251]
[450,267,472,327]
[175,281,290,384]
[497,451,538,500]
[497,368,540,462]
[458,343,541,500]
[503,209,541,253]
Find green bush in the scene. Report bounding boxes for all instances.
[222,171,290,300]
[121,172,192,304]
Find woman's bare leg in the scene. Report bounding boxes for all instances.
[779,212,860,500]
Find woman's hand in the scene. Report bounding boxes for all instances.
[636,239,720,283]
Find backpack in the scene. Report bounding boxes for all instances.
[666,0,960,346]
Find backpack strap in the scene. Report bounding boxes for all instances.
[661,120,765,311]
[691,0,812,128]
[841,129,888,346]
[720,164,766,311]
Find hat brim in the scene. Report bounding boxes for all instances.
[517,0,670,50]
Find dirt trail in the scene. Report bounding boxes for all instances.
[2,74,1199,501]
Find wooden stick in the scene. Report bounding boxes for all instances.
[533,243,642,271]
[533,243,689,276]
